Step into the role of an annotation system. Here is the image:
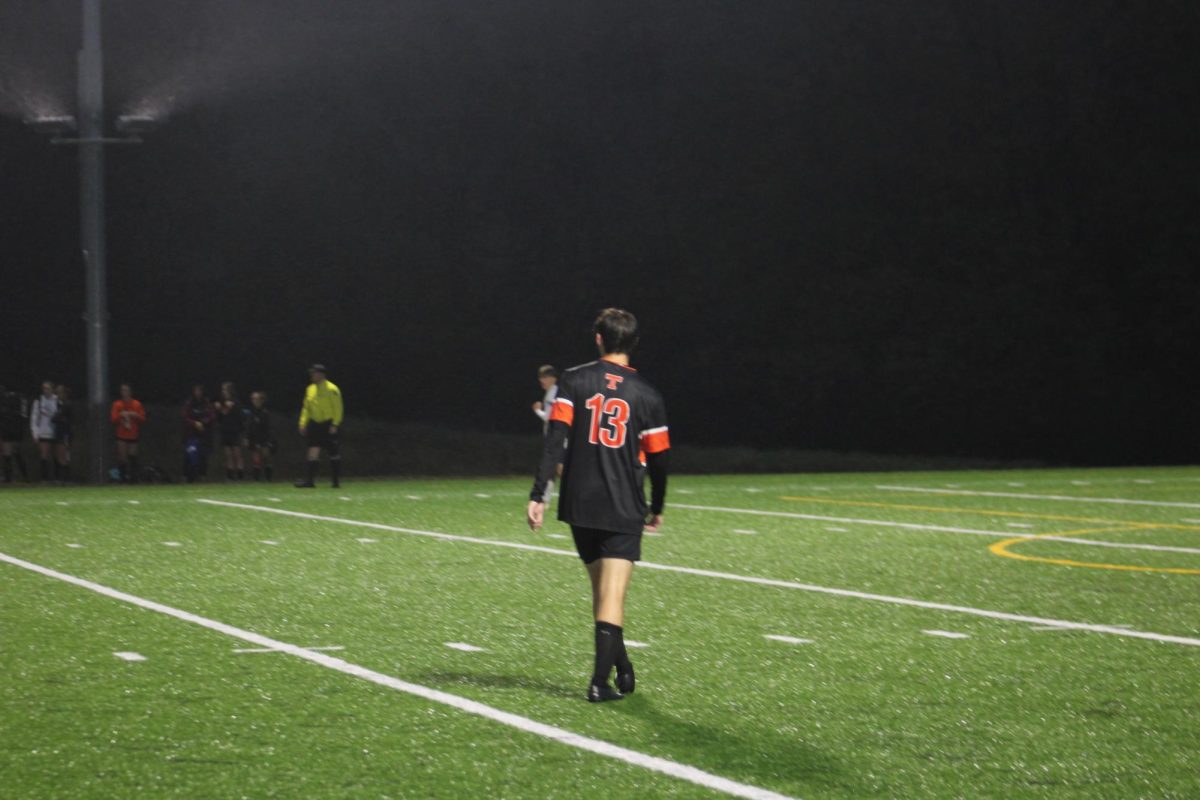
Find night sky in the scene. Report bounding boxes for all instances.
[2,1,1198,464]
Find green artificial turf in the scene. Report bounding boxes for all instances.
[2,467,1198,798]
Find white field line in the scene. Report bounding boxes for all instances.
[197,500,1200,648]
[922,630,969,639]
[445,642,485,652]
[673,503,1013,537]
[234,645,345,654]
[674,503,1190,554]
[113,651,146,661]
[1047,537,1200,555]
[0,551,794,800]
[876,485,1200,510]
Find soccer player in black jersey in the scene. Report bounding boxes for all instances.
[528,308,670,702]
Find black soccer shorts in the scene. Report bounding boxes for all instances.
[570,525,642,564]
[305,420,338,449]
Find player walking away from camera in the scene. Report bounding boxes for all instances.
[295,364,344,489]
[531,364,560,505]
[30,381,61,483]
[215,382,247,481]
[528,309,670,702]
[110,383,146,483]
[182,384,215,483]
[246,391,275,481]
[0,385,30,483]
[52,384,73,482]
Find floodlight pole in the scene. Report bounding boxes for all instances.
[79,0,109,484]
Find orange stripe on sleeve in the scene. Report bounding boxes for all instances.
[639,428,670,454]
[549,398,574,427]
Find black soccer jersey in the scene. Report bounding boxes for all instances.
[246,406,273,446]
[531,358,670,534]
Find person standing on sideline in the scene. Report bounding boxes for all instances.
[182,384,215,483]
[29,381,60,483]
[110,383,146,483]
[531,364,560,505]
[215,382,247,481]
[527,309,670,702]
[294,364,344,489]
[52,384,73,482]
[245,391,275,481]
[0,384,30,483]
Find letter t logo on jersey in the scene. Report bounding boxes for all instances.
[604,373,625,391]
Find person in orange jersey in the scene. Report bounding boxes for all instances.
[110,383,147,483]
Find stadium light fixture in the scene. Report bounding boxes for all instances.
[25,115,78,135]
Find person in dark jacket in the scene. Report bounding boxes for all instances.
[245,391,275,482]
[215,381,247,481]
[0,385,30,483]
[181,384,216,483]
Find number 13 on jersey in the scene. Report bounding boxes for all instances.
[585,393,630,448]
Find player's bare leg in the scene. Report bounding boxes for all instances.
[585,558,635,700]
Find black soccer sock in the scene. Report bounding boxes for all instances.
[592,621,625,687]
[41,459,51,482]
[265,465,273,481]
[15,453,28,481]
[59,463,70,482]
[128,456,139,483]
[330,458,341,486]
[226,468,234,481]
[253,466,262,481]
[236,468,244,480]
[305,459,318,484]
[615,638,632,673]
[118,463,127,482]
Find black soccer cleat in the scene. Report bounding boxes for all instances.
[293,480,316,489]
[587,683,625,703]
[615,663,635,695]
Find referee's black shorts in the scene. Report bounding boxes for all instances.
[570,525,642,564]
[305,420,338,448]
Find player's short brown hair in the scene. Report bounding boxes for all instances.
[593,308,639,354]
[537,365,557,379]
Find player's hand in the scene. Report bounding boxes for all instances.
[329,425,338,435]
[644,514,663,533]
[532,401,543,412]
[527,501,545,531]
[298,425,305,435]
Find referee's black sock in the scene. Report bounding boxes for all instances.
[128,456,139,483]
[330,458,341,487]
[305,459,318,484]
[592,621,624,687]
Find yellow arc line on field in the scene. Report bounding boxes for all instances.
[781,496,1200,531]
[989,530,1200,575]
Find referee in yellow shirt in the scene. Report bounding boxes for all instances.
[294,364,344,489]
